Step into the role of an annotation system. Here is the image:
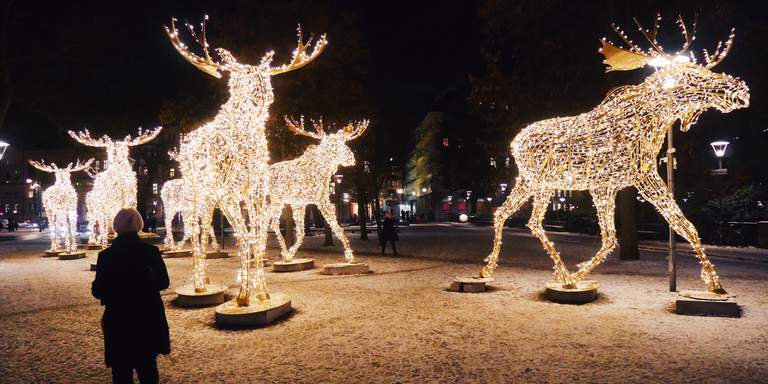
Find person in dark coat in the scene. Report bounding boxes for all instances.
[92,208,170,384]
[381,211,399,255]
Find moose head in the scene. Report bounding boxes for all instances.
[285,116,369,169]
[28,158,94,184]
[165,16,327,115]
[68,127,162,167]
[600,14,750,130]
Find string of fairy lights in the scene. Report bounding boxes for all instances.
[481,14,749,294]
[160,178,218,252]
[269,117,369,263]
[28,159,93,253]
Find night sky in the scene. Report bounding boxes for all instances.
[1,0,765,172]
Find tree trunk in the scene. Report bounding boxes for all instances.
[284,205,295,248]
[618,186,639,260]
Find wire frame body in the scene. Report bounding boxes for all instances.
[481,50,749,294]
[268,129,364,263]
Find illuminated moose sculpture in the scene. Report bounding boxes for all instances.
[481,15,749,294]
[269,117,369,263]
[165,16,326,308]
[69,127,162,245]
[28,159,93,253]
[160,178,218,251]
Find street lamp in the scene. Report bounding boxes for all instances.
[710,140,729,175]
[0,140,8,160]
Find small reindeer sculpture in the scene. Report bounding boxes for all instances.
[69,127,162,245]
[165,16,326,302]
[481,15,749,294]
[160,178,218,251]
[28,159,93,253]
[269,117,369,263]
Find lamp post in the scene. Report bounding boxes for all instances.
[710,140,730,175]
[0,140,8,160]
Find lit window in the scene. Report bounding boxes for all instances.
[490,157,497,168]
[28,191,33,198]
[442,138,449,147]
[170,168,175,177]
[152,183,158,195]
[143,168,148,176]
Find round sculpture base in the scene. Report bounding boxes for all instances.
[43,250,62,257]
[138,232,162,244]
[675,290,739,317]
[273,258,315,272]
[175,284,228,307]
[90,262,98,271]
[162,249,192,258]
[215,293,292,328]
[320,262,370,275]
[81,243,104,250]
[58,251,86,260]
[449,276,494,292]
[206,250,230,259]
[544,280,600,304]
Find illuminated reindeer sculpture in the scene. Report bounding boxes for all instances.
[28,159,93,253]
[269,117,369,263]
[482,15,749,294]
[69,127,162,245]
[160,178,218,251]
[165,16,326,304]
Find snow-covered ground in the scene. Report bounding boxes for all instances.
[1,224,767,383]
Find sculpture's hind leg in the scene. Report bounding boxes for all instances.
[318,202,354,262]
[529,190,575,287]
[163,210,175,250]
[271,207,290,261]
[480,178,532,277]
[636,172,726,293]
[285,206,306,261]
[571,187,618,282]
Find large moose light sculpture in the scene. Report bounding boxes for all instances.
[481,15,749,294]
[165,16,326,320]
[28,159,93,254]
[69,127,162,246]
[268,117,369,267]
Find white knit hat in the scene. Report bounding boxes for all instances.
[113,208,144,234]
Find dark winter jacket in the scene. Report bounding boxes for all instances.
[381,218,398,241]
[92,232,170,367]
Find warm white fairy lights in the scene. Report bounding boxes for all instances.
[481,15,749,294]
[69,127,162,245]
[165,16,326,302]
[28,159,93,252]
[160,178,218,251]
[269,117,369,263]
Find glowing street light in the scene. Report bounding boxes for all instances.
[710,140,730,175]
[0,140,8,160]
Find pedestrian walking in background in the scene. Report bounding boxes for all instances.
[92,208,170,384]
[381,211,399,256]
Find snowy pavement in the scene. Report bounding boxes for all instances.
[1,224,767,383]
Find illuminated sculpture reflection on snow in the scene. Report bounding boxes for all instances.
[269,117,369,263]
[69,127,162,245]
[165,16,326,302]
[28,159,93,252]
[482,15,749,293]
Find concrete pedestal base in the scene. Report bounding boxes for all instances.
[175,284,228,307]
[273,258,315,272]
[206,250,230,259]
[675,290,739,317]
[162,249,192,258]
[545,280,600,304]
[58,251,86,260]
[320,262,370,275]
[449,276,494,292]
[90,262,98,271]
[43,250,62,257]
[215,293,292,327]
